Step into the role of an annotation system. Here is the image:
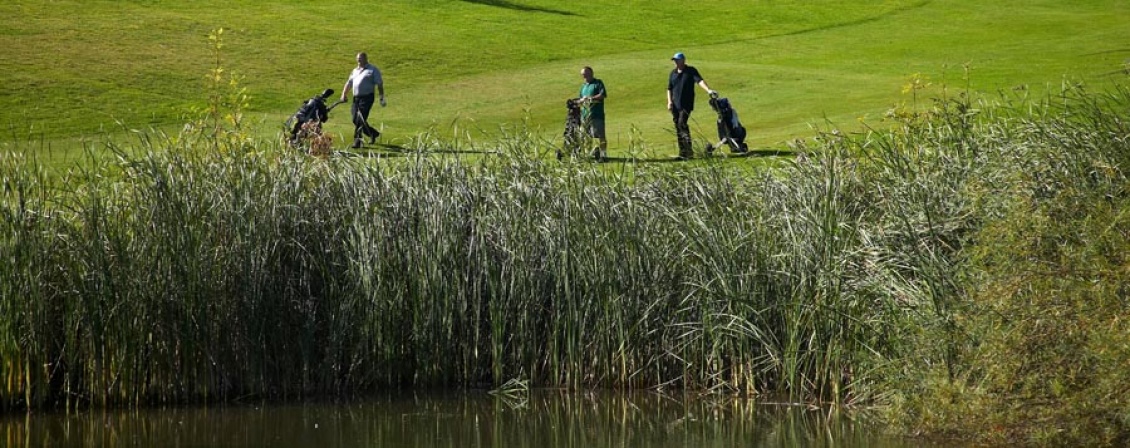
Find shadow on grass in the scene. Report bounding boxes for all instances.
[745,148,795,157]
[340,142,496,157]
[336,144,408,159]
[335,150,407,159]
[459,0,577,16]
[612,156,684,164]
[428,148,496,155]
[709,148,795,158]
[334,144,791,162]
[608,148,793,164]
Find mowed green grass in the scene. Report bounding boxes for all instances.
[1,0,1128,162]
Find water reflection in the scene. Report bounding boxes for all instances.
[0,391,944,447]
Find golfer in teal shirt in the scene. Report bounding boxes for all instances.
[578,66,607,161]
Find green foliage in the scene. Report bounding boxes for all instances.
[180,28,254,155]
[0,116,952,409]
[884,83,1130,446]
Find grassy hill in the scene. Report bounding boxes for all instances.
[2,0,1128,160]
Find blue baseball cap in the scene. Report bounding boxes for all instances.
[671,52,686,61]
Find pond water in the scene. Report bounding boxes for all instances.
[1,391,954,447]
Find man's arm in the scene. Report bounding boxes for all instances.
[374,67,386,106]
[694,67,716,95]
[667,73,676,110]
[340,79,352,103]
[698,79,716,95]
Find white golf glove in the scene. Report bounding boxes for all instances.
[379,95,386,107]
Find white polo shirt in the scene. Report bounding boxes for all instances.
[349,63,383,96]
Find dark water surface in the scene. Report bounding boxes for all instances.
[1,391,953,447]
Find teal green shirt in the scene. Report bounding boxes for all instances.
[579,79,607,120]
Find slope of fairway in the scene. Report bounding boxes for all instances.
[1,0,1128,157]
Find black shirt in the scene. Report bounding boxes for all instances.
[668,66,704,111]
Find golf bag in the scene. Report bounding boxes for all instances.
[706,94,749,154]
[558,98,584,160]
[285,89,343,148]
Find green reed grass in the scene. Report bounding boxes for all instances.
[2,82,1128,447]
[879,83,1130,445]
[0,130,921,409]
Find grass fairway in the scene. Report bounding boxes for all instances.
[2,0,1128,162]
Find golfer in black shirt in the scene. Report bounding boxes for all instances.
[667,52,716,159]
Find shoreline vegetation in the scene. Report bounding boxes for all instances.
[3,76,1129,445]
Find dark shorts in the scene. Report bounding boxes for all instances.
[586,117,606,140]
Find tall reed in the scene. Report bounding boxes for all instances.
[0,133,910,409]
[2,82,1126,425]
[887,82,1130,445]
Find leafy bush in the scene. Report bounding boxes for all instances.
[886,83,1130,446]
